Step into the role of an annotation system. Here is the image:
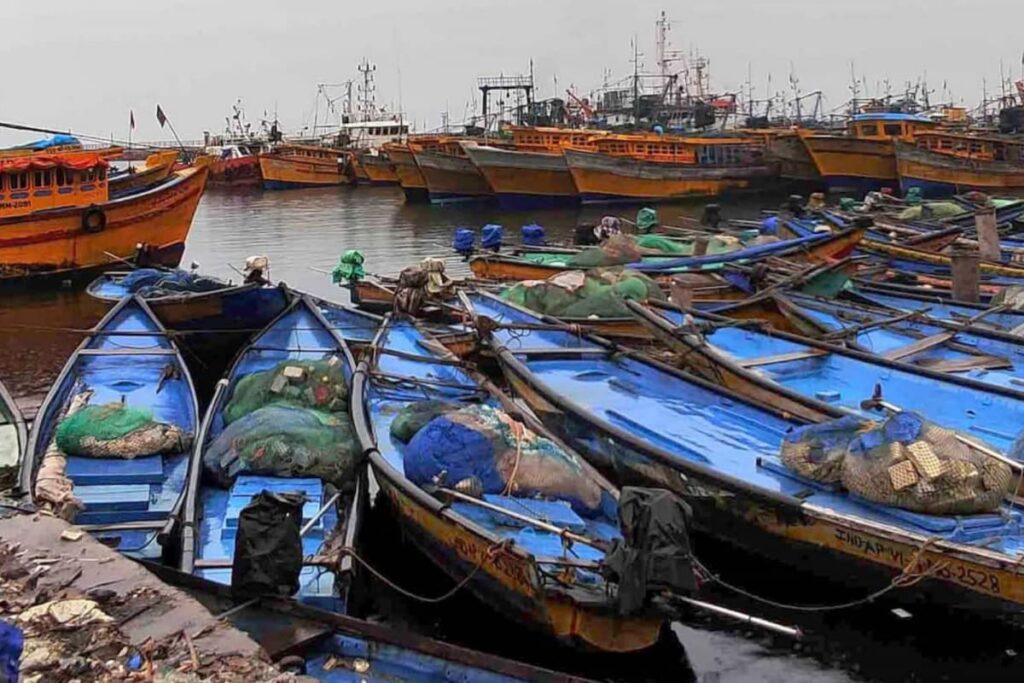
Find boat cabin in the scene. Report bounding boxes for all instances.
[0,155,108,219]
[914,132,1024,163]
[507,126,607,151]
[338,119,409,150]
[271,144,345,162]
[847,113,937,140]
[588,134,766,166]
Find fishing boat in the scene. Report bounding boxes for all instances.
[179,292,367,610]
[207,143,265,187]
[410,137,494,204]
[849,285,1024,330]
[20,295,199,559]
[351,315,680,652]
[357,149,400,185]
[895,135,1024,198]
[86,269,291,335]
[629,298,1024,454]
[749,128,824,186]
[258,143,354,190]
[469,227,865,282]
[384,138,438,202]
[562,133,776,203]
[108,149,180,197]
[0,379,26,474]
[465,290,1024,617]
[800,113,938,194]
[0,154,210,284]
[150,565,596,683]
[462,127,605,208]
[859,239,1024,283]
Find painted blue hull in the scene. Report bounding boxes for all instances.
[899,176,959,199]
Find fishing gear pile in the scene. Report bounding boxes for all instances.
[204,358,360,487]
[55,402,191,459]
[117,268,226,297]
[781,412,1013,514]
[502,267,665,319]
[392,402,616,518]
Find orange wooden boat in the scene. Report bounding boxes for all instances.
[384,138,439,202]
[462,127,606,208]
[800,113,938,194]
[746,128,823,185]
[410,137,494,204]
[109,149,179,197]
[207,143,265,186]
[357,149,399,185]
[258,143,354,190]
[563,133,776,203]
[0,154,209,284]
[896,134,1024,198]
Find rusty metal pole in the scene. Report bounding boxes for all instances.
[951,247,981,303]
[975,207,1000,261]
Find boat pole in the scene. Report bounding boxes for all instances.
[672,595,803,639]
[301,491,342,537]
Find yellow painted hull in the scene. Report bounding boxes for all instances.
[462,144,578,201]
[389,147,427,191]
[360,157,400,184]
[376,472,663,652]
[259,153,350,189]
[0,165,209,281]
[895,141,1024,196]
[862,239,1024,277]
[800,135,898,191]
[412,149,493,202]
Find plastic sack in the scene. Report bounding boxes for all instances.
[204,404,359,488]
[481,224,503,251]
[636,207,658,233]
[780,415,869,484]
[332,250,365,284]
[224,358,348,425]
[452,228,475,254]
[55,402,191,459]
[841,412,1012,515]
[231,491,305,598]
[398,403,606,516]
[521,224,545,246]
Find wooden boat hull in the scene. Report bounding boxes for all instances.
[388,145,430,202]
[0,379,26,473]
[862,239,1024,279]
[259,153,350,189]
[463,143,579,208]
[209,155,261,186]
[352,319,666,652]
[109,150,179,197]
[0,165,208,284]
[359,155,400,185]
[801,134,898,193]
[413,148,494,203]
[563,147,775,203]
[895,140,1024,198]
[21,296,199,560]
[468,293,1024,617]
[764,133,823,184]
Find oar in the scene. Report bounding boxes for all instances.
[104,251,140,270]
[437,486,802,637]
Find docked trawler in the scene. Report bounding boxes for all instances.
[0,146,209,282]
[895,131,1024,197]
[563,133,776,202]
[462,127,607,208]
[800,112,938,193]
[410,136,494,204]
[258,143,354,190]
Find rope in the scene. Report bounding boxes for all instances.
[501,421,525,497]
[691,537,949,613]
[337,542,507,604]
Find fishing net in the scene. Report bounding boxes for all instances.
[635,234,687,254]
[780,415,870,485]
[55,402,191,459]
[224,358,348,425]
[896,202,966,221]
[501,267,664,319]
[396,403,607,516]
[636,207,658,233]
[840,412,1012,515]
[568,234,643,268]
[331,250,365,284]
[119,268,225,297]
[203,404,360,488]
[389,400,460,443]
[392,258,453,315]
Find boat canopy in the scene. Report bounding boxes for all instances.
[0,154,108,172]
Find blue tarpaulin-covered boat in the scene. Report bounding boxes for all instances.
[351,315,681,653]
[179,292,379,611]
[464,290,1024,616]
[21,295,199,559]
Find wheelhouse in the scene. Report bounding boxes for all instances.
[507,126,607,151]
[586,134,766,166]
[846,113,937,140]
[0,155,108,219]
[914,132,1024,163]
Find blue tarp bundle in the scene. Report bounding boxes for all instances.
[8,134,80,151]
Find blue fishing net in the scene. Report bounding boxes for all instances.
[120,269,225,297]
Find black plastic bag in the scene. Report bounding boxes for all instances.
[231,491,306,598]
[603,487,697,615]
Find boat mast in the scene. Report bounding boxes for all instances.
[358,58,377,123]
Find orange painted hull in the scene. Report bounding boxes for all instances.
[462,144,578,206]
[388,146,428,201]
[563,148,775,202]
[209,155,261,186]
[895,140,1024,197]
[360,156,400,185]
[109,150,179,196]
[259,153,351,189]
[800,135,898,192]
[0,165,209,282]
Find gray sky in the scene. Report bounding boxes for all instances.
[2,0,1022,146]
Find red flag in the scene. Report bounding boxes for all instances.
[130,110,135,130]
[156,105,167,128]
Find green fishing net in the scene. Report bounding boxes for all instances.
[225,358,349,425]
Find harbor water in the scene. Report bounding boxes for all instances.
[4,186,1024,681]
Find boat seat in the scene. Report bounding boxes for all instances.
[67,455,165,486]
[75,483,169,525]
[220,476,325,542]
[737,349,829,368]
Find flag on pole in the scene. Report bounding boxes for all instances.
[130,110,135,130]
[156,105,167,128]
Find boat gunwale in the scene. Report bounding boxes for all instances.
[0,378,27,472]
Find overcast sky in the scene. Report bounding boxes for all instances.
[2,0,1022,146]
